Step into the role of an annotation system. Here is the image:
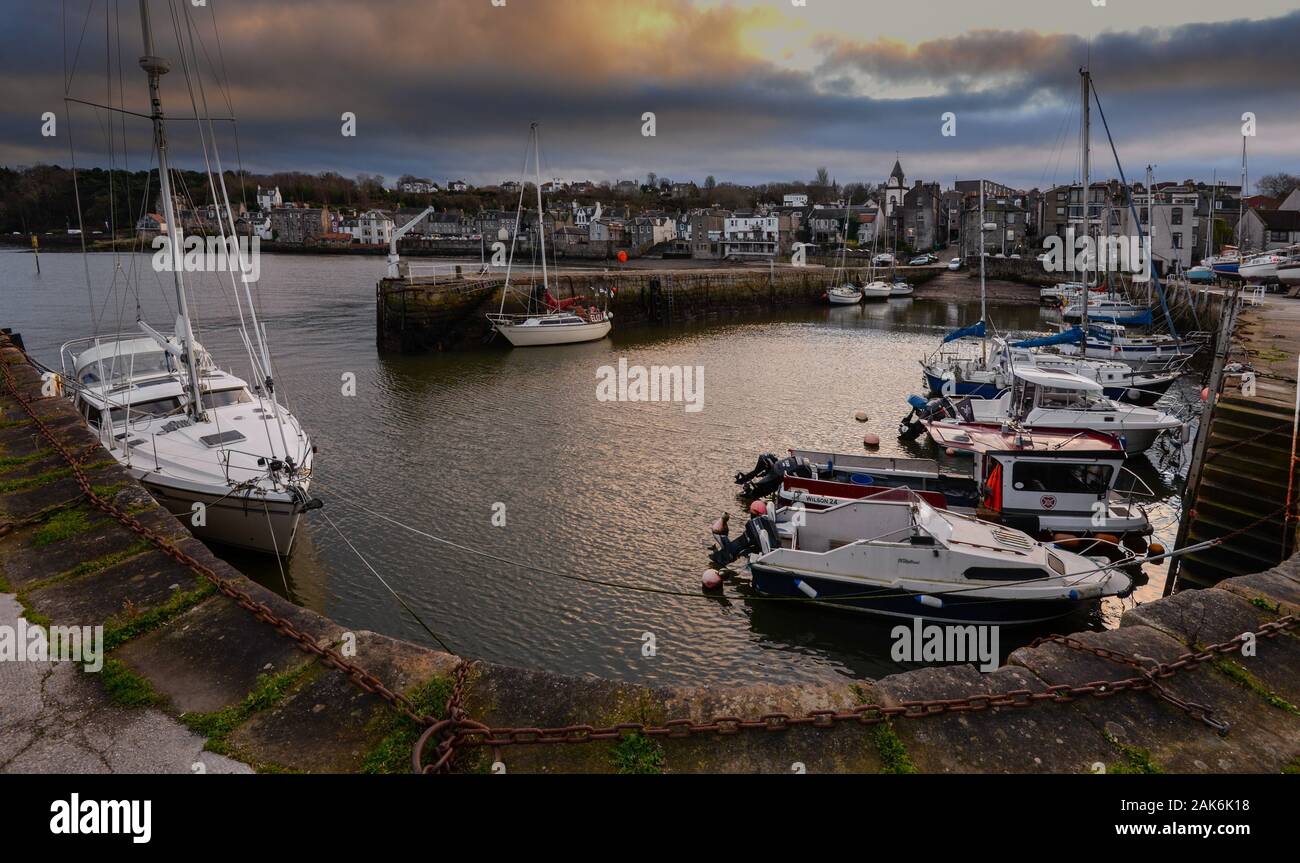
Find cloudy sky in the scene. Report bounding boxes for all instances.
[2,0,1297,191]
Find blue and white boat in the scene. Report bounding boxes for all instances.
[1048,323,1203,369]
[707,494,1133,625]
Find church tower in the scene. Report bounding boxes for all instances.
[884,158,906,216]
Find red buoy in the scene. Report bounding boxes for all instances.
[617,250,628,263]
[702,569,723,590]
[749,500,767,516]
[862,433,880,448]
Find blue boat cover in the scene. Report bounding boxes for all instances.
[941,320,986,343]
[1088,308,1153,326]
[1010,327,1084,348]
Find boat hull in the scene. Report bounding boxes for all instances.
[923,370,1174,406]
[827,291,862,305]
[750,564,1096,625]
[135,470,307,555]
[496,319,612,346]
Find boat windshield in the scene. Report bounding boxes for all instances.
[78,349,169,386]
[1011,461,1113,494]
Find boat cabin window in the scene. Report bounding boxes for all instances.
[78,350,169,386]
[1037,387,1082,408]
[203,388,253,408]
[1011,461,1113,495]
[107,396,183,425]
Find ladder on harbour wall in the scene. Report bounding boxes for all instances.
[645,276,676,324]
[1169,294,1300,591]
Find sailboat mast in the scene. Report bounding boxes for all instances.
[1080,67,1091,352]
[533,123,549,295]
[1206,169,1216,260]
[138,0,204,422]
[978,178,987,363]
[1239,135,1248,254]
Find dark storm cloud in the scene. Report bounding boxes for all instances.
[1,1,1296,190]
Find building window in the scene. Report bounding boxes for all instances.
[1139,207,1149,222]
[1172,210,1183,226]
[1172,232,1182,248]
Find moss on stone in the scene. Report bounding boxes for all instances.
[1104,732,1161,774]
[361,675,454,774]
[609,732,664,774]
[98,658,164,708]
[181,664,316,752]
[1215,659,1300,715]
[31,508,91,546]
[0,466,73,494]
[102,581,216,651]
[0,450,51,474]
[872,720,918,774]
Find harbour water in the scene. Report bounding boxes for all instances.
[2,249,1194,686]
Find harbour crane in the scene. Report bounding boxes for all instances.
[387,205,437,278]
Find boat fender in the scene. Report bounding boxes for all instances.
[701,569,723,590]
[1127,388,1141,401]
[854,410,869,422]
[1148,542,1166,557]
[793,578,818,599]
[1068,589,1079,600]
[916,594,943,609]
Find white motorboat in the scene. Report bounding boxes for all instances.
[931,366,1184,454]
[488,123,612,347]
[57,2,317,556]
[61,335,317,554]
[888,281,914,297]
[1040,282,1085,305]
[767,430,1153,546]
[707,494,1132,625]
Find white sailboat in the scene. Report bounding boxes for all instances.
[826,199,863,304]
[60,0,317,555]
[486,123,612,346]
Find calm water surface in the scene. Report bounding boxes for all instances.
[1,249,1194,685]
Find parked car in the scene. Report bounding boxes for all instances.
[947,258,961,271]
[873,253,895,266]
[908,255,930,266]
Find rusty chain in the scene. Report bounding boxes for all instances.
[413,612,1297,771]
[7,352,1296,776]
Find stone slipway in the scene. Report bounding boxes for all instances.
[1,331,1298,774]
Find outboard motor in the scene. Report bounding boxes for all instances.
[735,454,815,498]
[898,394,953,440]
[709,514,780,568]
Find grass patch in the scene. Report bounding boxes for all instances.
[0,450,51,474]
[609,733,665,775]
[31,508,91,546]
[98,658,163,708]
[61,542,152,580]
[1250,596,1282,614]
[1215,659,1300,715]
[361,675,454,774]
[0,466,73,495]
[102,580,216,651]
[1284,757,1300,775]
[872,720,918,774]
[181,664,315,755]
[1105,732,1161,774]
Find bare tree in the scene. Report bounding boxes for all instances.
[1257,172,1300,200]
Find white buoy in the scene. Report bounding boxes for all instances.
[701,569,723,589]
[854,410,869,423]
[916,594,943,608]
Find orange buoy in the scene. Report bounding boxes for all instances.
[702,569,723,590]
[945,447,957,457]
[854,411,869,422]
[1096,533,1120,547]
[1148,542,1166,556]
[862,433,880,448]
[749,500,767,516]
